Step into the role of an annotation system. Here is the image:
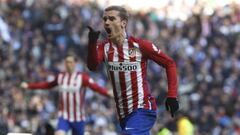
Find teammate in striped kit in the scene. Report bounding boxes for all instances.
[87,6,179,135]
[20,54,111,135]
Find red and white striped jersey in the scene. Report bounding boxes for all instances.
[88,36,178,119]
[27,71,109,122]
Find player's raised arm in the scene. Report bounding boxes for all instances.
[82,72,112,98]
[139,39,179,117]
[20,77,58,90]
[87,26,104,71]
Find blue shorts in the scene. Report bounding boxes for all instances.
[120,108,157,135]
[56,117,85,135]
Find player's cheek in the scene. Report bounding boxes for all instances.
[113,24,120,32]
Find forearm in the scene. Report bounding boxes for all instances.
[149,53,178,97]
[166,61,178,97]
[28,82,54,89]
[95,87,110,97]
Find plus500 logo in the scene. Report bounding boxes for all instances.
[108,62,139,71]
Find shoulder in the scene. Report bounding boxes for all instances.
[129,36,152,48]
[97,39,110,46]
[129,36,152,47]
[57,71,65,76]
[80,72,94,83]
[79,72,89,78]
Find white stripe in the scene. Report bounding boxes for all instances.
[133,42,145,108]
[104,43,110,61]
[69,92,74,122]
[76,74,82,121]
[112,45,125,118]
[123,41,133,113]
[62,73,69,90]
[70,72,77,121]
[76,74,82,89]
[57,73,63,84]
[62,91,68,119]
[69,72,77,87]
[148,100,152,110]
[69,73,76,122]
[62,74,69,119]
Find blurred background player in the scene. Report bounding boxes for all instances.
[87,6,179,135]
[20,54,112,135]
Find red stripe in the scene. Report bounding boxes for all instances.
[110,72,122,118]
[108,43,121,118]
[117,45,128,116]
[67,74,72,120]
[80,74,86,121]
[74,73,78,86]
[66,92,70,119]
[61,73,65,84]
[73,73,78,121]
[60,73,65,115]
[128,41,138,110]
[72,73,79,121]
[141,57,150,109]
[73,92,77,121]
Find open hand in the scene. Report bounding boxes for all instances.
[20,82,28,89]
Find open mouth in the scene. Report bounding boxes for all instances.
[105,28,112,34]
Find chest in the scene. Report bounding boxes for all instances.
[57,73,82,92]
[104,43,142,62]
[104,42,143,72]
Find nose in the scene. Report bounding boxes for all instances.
[105,19,110,26]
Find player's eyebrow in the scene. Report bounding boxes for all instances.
[103,16,116,21]
[103,16,107,21]
[109,16,116,21]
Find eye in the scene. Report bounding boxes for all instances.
[109,16,116,21]
[103,17,107,22]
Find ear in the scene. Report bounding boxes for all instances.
[121,20,127,28]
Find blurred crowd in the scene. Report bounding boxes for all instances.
[0,0,240,135]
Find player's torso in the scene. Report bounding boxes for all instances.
[103,38,148,118]
[57,72,82,92]
[105,38,145,66]
[103,39,145,85]
[56,72,86,121]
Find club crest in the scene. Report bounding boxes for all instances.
[128,48,136,58]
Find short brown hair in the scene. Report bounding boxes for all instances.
[65,52,77,62]
[105,6,129,22]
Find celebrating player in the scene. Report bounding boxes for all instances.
[21,54,112,135]
[87,6,179,135]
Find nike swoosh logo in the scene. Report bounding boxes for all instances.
[125,127,134,130]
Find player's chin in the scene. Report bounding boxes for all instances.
[107,33,112,38]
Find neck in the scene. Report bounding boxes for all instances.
[111,31,127,46]
[67,70,74,74]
